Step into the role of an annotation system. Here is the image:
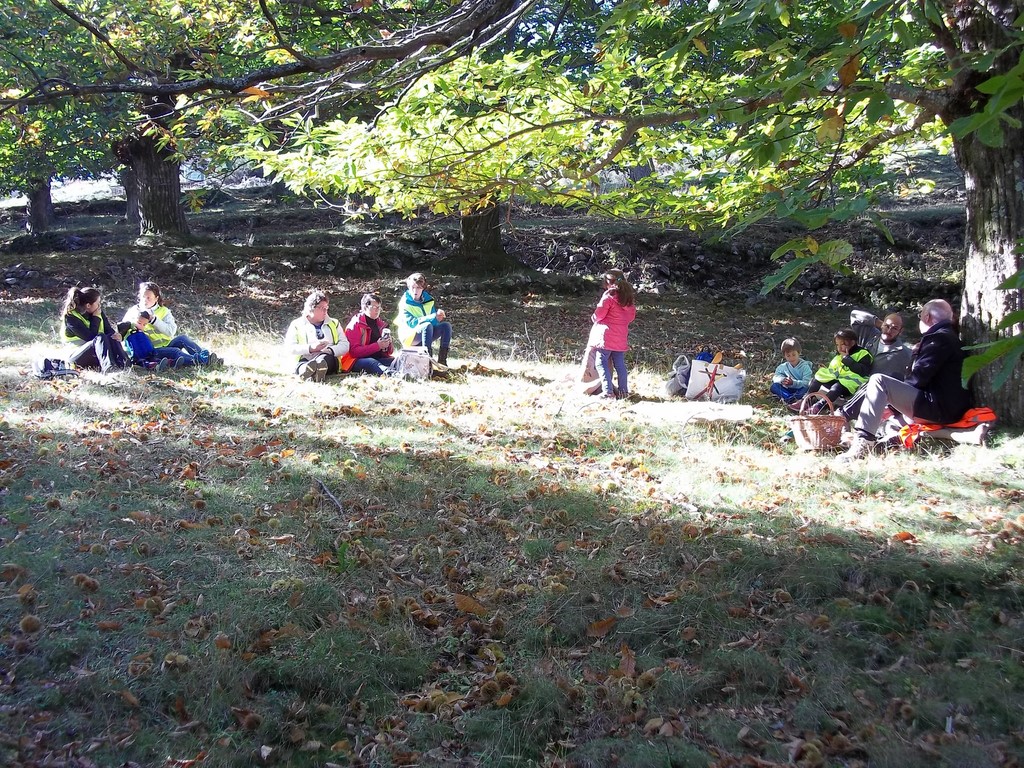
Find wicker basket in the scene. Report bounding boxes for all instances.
[788,393,847,450]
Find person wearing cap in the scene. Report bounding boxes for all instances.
[838,299,971,461]
[395,273,453,367]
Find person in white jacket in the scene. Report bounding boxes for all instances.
[283,290,350,382]
[121,282,222,368]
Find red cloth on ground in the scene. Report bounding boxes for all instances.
[898,407,997,448]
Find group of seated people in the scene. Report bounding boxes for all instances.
[56,277,982,462]
[60,282,222,374]
[59,272,455,383]
[285,272,454,382]
[770,298,978,460]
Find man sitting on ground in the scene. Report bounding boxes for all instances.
[840,310,914,418]
[839,299,972,461]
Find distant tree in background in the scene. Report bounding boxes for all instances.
[1,0,529,241]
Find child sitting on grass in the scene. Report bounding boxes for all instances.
[801,328,872,411]
[770,337,813,405]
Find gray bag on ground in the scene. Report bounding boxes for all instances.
[665,354,690,397]
[389,346,431,380]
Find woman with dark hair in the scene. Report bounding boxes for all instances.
[586,269,637,399]
[60,286,130,373]
[343,293,395,376]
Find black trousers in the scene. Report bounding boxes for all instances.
[68,336,129,373]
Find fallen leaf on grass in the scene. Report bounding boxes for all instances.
[1,563,27,583]
[164,751,206,767]
[587,617,616,638]
[454,593,488,616]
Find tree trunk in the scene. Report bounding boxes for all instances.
[951,0,1024,427]
[451,202,518,274]
[25,177,53,234]
[113,132,190,241]
[956,137,1024,426]
[120,167,141,231]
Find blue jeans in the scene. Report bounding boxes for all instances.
[770,382,807,402]
[154,335,204,366]
[597,349,627,396]
[167,335,203,355]
[415,322,452,354]
[351,356,394,376]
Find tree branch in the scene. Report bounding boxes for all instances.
[258,0,315,66]
[4,0,532,111]
[46,0,142,75]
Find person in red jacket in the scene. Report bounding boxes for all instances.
[343,293,395,375]
[587,269,637,399]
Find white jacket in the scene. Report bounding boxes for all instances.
[284,315,350,362]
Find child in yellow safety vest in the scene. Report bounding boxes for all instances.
[801,328,872,412]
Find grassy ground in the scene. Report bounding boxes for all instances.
[1,270,1022,768]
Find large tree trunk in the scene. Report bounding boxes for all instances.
[113,132,190,241]
[120,167,141,231]
[25,177,53,234]
[952,0,1024,427]
[957,138,1024,426]
[451,202,518,274]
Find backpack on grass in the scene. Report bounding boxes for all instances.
[32,358,79,380]
[388,346,431,380]
[123,329,156,362]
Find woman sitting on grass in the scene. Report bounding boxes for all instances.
[60,286,130,373]
[343,293,395,376]
[284,290,350,382]
[121,282,221,368]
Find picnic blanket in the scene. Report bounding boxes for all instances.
[898,407,997,448]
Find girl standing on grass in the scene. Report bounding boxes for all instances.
[587,269,637,399]
[121,282,221,368]
[60,286,130,373]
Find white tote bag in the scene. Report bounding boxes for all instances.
[684,360,746,403]
[389,346,431,380]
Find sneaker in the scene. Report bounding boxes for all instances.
[208,352,223,368]
[198,349,211,365]
[835,434,875,463]
[313,362,328,383]
[174,357,188,369]
[156,358,170,372]
[298,360,318,380]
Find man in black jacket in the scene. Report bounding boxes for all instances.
[838,299,972,461]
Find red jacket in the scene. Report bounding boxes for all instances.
[587,290,636,351]
[345,313,391,361]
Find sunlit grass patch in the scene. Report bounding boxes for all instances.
[2,284,1023,766]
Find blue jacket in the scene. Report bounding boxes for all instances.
[395,290,441,347]
[772,359,813,387]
